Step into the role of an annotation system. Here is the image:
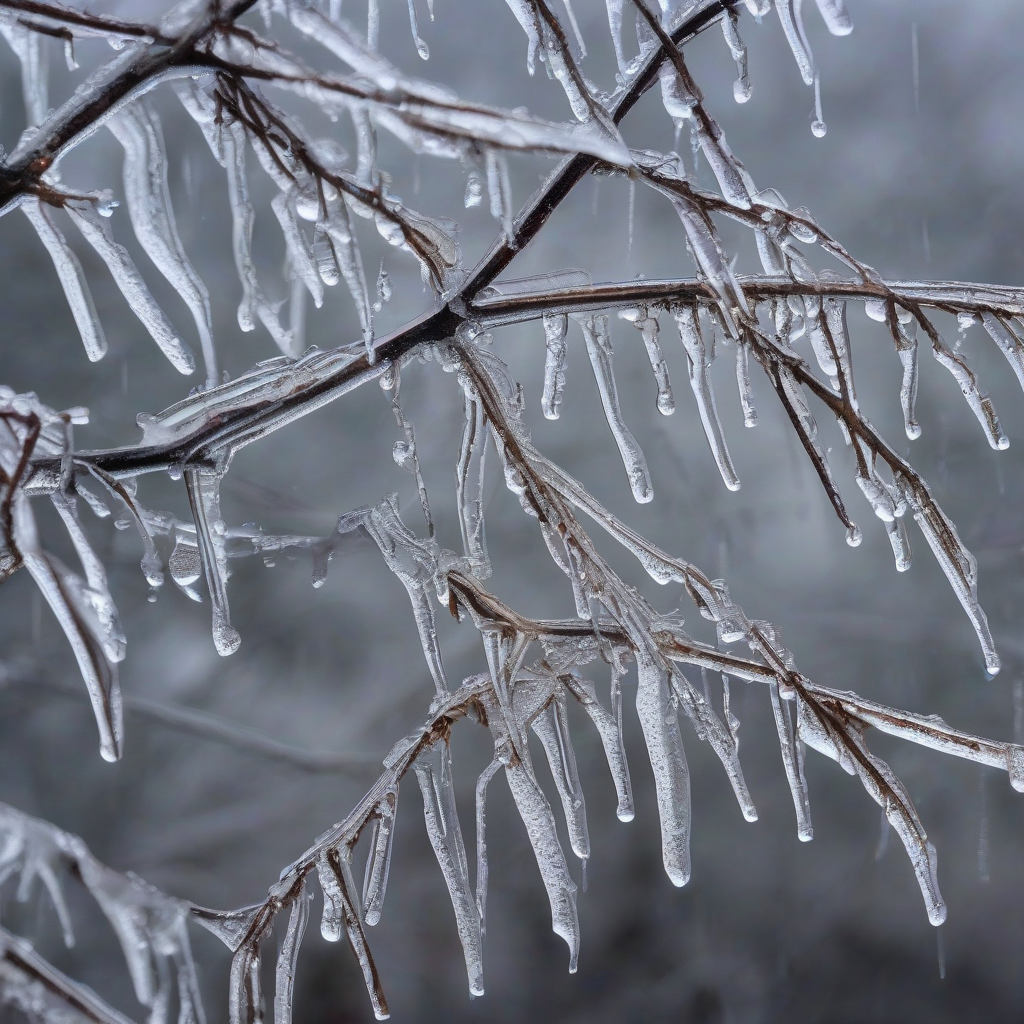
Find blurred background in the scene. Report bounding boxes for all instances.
[2,1,1024,1021]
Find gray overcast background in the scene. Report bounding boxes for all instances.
[2,1,1024,1021]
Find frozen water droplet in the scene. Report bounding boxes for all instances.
[811,120,827,138]
[845,525,862,547]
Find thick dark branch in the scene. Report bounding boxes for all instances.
[0,0,168,42]
[470,276,1024,326]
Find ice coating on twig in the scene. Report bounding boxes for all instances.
[50,492,126,664]
[13,497,123,762]
[898,474,999,674]
[0,803,204,1021]
[671,672,757,821]
[22,198,106,362]
[667,194,748,335]
[317,848,389,1018]
[797,698,946,924]
[185,470,241,657]
[336,497,447,694]
[0,925,135,1024]
[577,314,653,503]
[635,650,691,885]
[65,200,195,375]
[541,313,568,420]
[531,696,590,860]
[274,885,309,1024]
[927,326,1008,451]
[981,313,1024,395]
[414,744,483,996]
[362,789,398,927]
[674,306,740,490]
[108,103,218,384]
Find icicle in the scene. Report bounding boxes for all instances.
[485,149,513,238]
[563,675,633,821]
[0,17,48,127]
[542,313,569,420]
[475,758,502,933]
[770,680,813,841]
[736,339,758,427]
[813,0,853,36]
[415,745,483,996]
[318,848,388,1017]
[108,105,217,384]
[387,366,434,539]
[777,0,815,85]
[50,493,125,663]
[22,198,107,362]
[562,0,586,59]
[674,307,740,490]
[272,191,324,313]
[500,0,542,74]
[531,697,590,860]
[620,308,674,415]
[722,9,751,103]
[672,672,757,821]
[362,789,398,926]
[456,394,490,577]
[798,699,946,924]
[897,326,922,439]
[322,197,374,358]
[982,313,1024,395]
[931,339,1008,450]
[578,314,653,503]
[899,475,999,675]
[811,72,827,137]
[15,502,122,762]
[274,887,309,1024]
[406,0,429,58]
[65,201,195,375]
[184,471,240,657]
[504,760,580,971]
[602,0,626,74]
[367,0,379,50]
[221,120,294,354]
[635,651,691,885]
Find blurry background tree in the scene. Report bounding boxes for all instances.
[1,0,1023,1021]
